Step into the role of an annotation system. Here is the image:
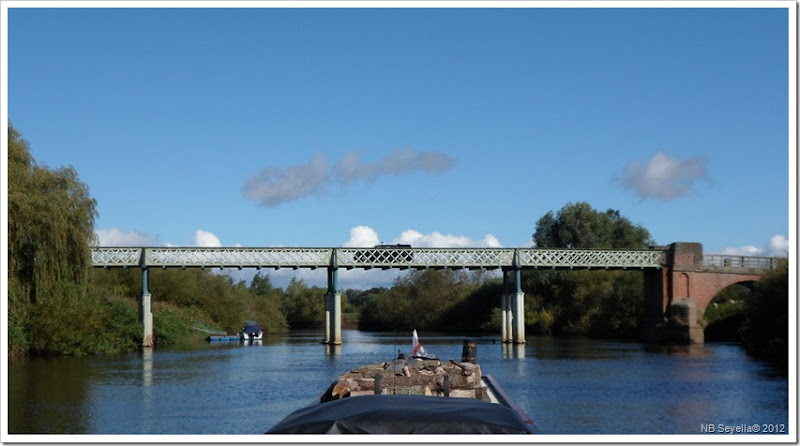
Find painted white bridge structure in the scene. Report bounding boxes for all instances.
[90,246,665,270]
[91,245,779,347]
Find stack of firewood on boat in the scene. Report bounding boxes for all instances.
[321,355,486,402]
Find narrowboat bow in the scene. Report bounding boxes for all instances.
[266,335,539,434]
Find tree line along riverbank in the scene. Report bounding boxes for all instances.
[7,123,788,370]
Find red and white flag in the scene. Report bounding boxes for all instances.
[412,329,426,357]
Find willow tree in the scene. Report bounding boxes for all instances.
[8,124,98,354]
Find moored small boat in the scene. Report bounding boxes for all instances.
[266,333,538,434]
[240,321,263,341]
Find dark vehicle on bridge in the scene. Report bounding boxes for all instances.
[354,244,414,263]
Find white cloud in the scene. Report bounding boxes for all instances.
[766,234,789,256]
[243,149,456,207]
[333,148,456,183]
[191,229,222,247]
[342,225,380,247]
[618,151,710,200]
[94,228,159,246]
[393,229,502,248]
[712,234,788,257]
[243,152,329,207]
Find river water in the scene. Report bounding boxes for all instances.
[7,329,789,438]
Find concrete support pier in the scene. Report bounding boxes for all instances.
[511,291,525,344]
[139,293,154,347]
[325,260,342,345]
[501,263,525,344]
[325,291,342,345]
[501,293,511,343]
[139,266,154,347]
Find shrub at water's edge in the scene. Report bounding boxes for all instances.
[739,262,788,369]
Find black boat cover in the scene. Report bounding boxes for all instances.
[266,394,533,434]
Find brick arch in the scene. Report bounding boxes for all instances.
[679,271,764,317]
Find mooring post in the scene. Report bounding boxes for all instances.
[139,249,154,347]
[325,249,342,345]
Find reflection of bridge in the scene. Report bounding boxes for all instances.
[91,243,781,346]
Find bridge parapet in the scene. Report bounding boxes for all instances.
[702,255,782,270]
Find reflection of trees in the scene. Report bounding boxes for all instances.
[8,356,92,433]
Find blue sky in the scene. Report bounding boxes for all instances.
[4,3,794,288]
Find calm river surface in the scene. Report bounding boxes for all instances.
[8,329,789,437]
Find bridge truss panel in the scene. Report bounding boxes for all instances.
[91,247,142,267]
[91,247,334,269]
[143,247,334,269]
[519,249,664,269]
[337,248,515,270]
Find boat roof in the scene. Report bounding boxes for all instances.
[265,394,534,434]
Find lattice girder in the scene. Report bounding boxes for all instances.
[337,248,515,270]
[90,247,786,271]
[146,247,332,269]
[519,249,664,269]
[91,247,142,267]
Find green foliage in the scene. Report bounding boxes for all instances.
[533,202,652,249]
[281,278,326,329]
[435,279,502,332]
[152,304,200,345]
[242,273,288,333]
[587,272,644,338]
[358,270,498,333]
[8,123,103,356]
[27,285,140,356]
[525,308,556,335]
[740,263,788,368]
[523,202,653,338]
[703,284,750,341]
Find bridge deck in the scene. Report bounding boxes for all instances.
[91,247,666,270]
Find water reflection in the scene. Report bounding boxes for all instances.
[502,342,526,359]
[8,357,92,434]
[325,343,342,358]
[142,347,153,387]
[643,342,710,357]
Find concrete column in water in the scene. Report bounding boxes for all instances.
[511,253,525,344]
[139,265,154,347]
[501,270,514,343]
[501,292,509,343]
[325,250,342,345]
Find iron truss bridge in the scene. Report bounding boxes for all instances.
[91,247,667,270]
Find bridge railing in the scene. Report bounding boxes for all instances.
[703,255,783,270]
